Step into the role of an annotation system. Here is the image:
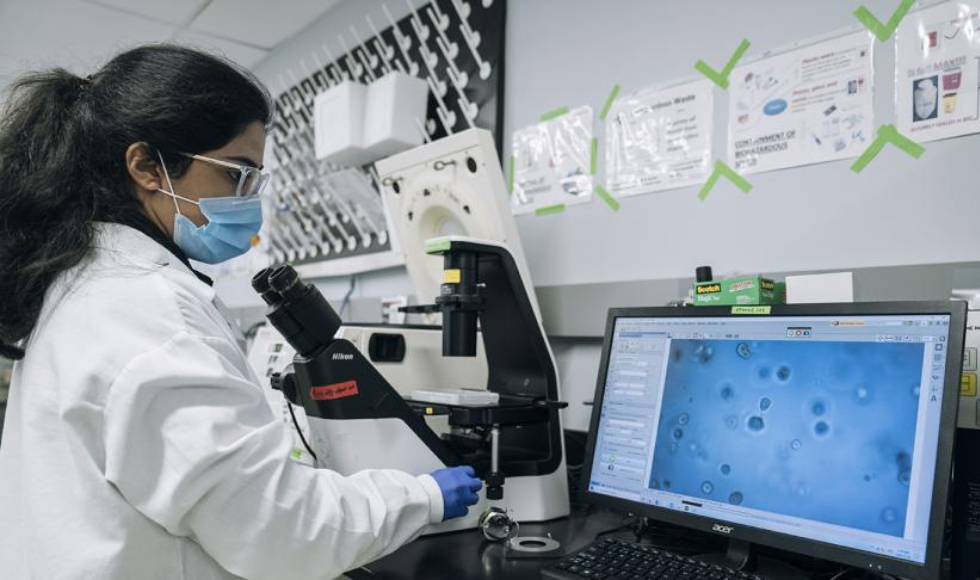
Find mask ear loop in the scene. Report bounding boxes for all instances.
[156,151,200,211]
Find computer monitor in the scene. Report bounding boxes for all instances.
[581,302,965,580]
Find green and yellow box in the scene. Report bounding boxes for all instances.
[694,276,782,306]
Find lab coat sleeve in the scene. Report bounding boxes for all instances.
[101,330,444,580]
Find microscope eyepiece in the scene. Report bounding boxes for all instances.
[253,264,343,358]
[251,267,273,292]
[251,268,283,305]
[269,265,306,302]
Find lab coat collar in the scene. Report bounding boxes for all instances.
[115,213,214,287]
[93,222,211,287]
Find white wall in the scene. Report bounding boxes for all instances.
[253,0,980,295]
[245,0,980,430]
[498,0,980,430]
[505,0,980,287]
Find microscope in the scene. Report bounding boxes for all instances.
[251,234,570,533]
[400,235,569,504]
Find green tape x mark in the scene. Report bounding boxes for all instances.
[590,138,598,175]
[599,83,621,121]
[695,39,750,90]
[850,124,924,173]
[698,161,752,201]
[540,106,569,122]
[595,184,621,212]
[854,0,915,42]
[535,204,566,217]
[508,154,515,194]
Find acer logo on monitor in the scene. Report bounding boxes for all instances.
[712,524,734,535]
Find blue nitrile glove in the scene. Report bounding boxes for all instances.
[430,466,483,521]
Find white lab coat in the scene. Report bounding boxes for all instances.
[0,222,444,580]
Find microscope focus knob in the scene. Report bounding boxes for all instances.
[486,472,504,500]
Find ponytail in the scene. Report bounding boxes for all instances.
[0,69,96,359]
[0,46,272,360]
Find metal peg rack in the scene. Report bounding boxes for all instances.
[266,0,507,270]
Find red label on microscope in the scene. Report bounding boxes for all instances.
[310,381,359,401]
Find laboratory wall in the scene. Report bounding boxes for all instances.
[505,0,980,287]
[235,0,980,431]
[248,0,980,300]
[499,0,980,429]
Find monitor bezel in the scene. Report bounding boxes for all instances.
[579,301,965,580]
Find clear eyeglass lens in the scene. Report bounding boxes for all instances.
[239,168,269,197]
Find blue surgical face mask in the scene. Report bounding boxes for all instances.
[157,153,263,264]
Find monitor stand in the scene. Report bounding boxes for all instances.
[693,539,810,580]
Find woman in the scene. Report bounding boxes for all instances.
[0,45,481,580]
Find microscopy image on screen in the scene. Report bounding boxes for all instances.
[648,339,925,537]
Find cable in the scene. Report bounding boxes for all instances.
[242,321,266,354]
[592,514,722,557]
[287,402,317,462]
[338,275,357,321]
[243,321,266,342]
[564,430,589,506]
[594,514,643,540]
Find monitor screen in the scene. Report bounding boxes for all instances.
[585,310,955,568]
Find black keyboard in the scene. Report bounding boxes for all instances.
[541,537,764,580]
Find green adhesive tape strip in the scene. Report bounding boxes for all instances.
[595,184,621,211]
[851,124,924,173]
[535,203,566,217]
[424,236,452,254]
[290,448,303,460]
[721,162,752,193]
[695,39,750,90]
[698,160,752,201]
[850,135,888,173]
[880,124,925,158]
[540,106,569,122]
[732,306,772,315]
[508,154,515,194]
[854,0,915,42]
[599,83,621,121]
[590,138,598,175]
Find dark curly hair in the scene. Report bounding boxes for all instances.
[0,44,273,359]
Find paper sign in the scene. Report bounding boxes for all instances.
[511,106,594,215]
[896,1,980,143]
[728,31,876,174]
[606,78,714,196]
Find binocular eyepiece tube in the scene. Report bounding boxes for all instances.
[251,265,343,358]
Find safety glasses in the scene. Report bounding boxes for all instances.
[182,153,270,198]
